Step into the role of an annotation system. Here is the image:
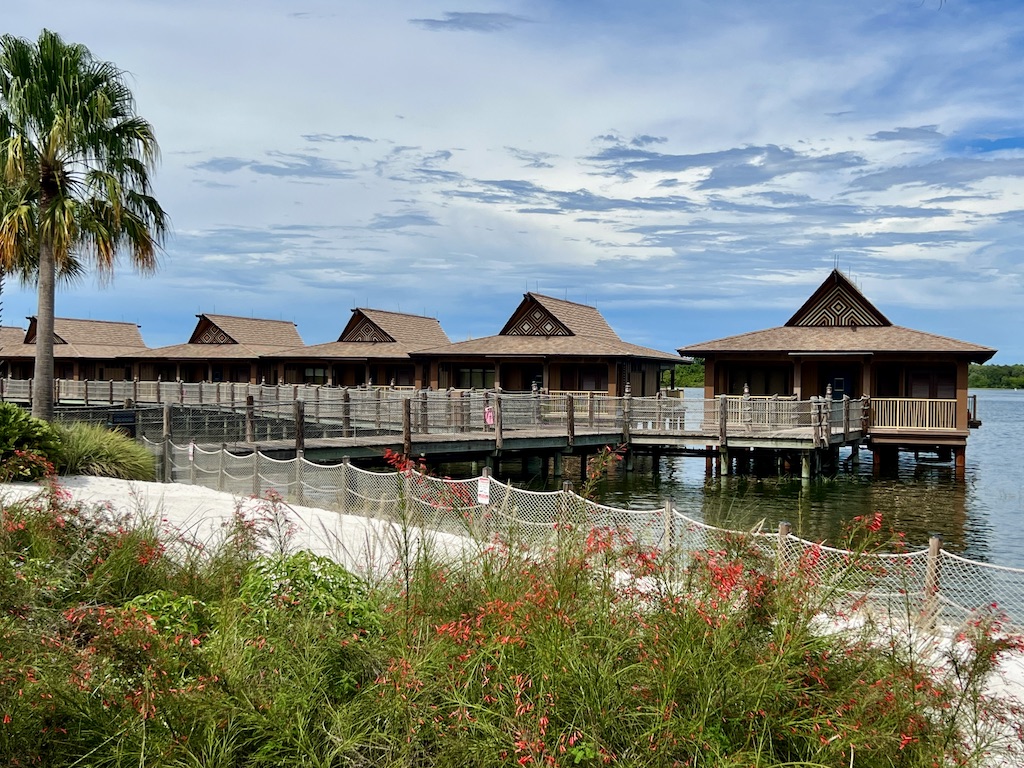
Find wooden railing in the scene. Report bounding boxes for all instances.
[870,398,958,430]
[0,378,967,444]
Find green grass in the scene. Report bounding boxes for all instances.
[0,482,1021,767]
[53,421,156,480]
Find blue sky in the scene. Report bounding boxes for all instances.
[5,0,1024,361]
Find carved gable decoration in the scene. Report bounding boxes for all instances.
[503,304,571,337]
[786,270,890,328]
[189,317,236,344]
[340,315,394,343]
[197,327,231,344]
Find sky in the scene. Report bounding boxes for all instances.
[4,0,1024,361]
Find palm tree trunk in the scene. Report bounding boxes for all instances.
[31,238,56,421]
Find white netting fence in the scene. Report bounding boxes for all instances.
[137,438,1024,631]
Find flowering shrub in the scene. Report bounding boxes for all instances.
[0,402,59,480]
[0,484,1021,767]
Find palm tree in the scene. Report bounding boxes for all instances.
[0,29,167,421]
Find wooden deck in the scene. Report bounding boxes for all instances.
[0,379,961,462]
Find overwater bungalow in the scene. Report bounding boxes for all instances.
[263,308,450,387]
[132,314,303,384]
[0,318,146,381]
[415,293,678,395]
[677,269,996,475]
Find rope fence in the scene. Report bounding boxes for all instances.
[142,437,1024,632]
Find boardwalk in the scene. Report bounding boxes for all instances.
[1,380,874,477]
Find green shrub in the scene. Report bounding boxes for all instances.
[53,421,156,480]
[240,550,381,632]
[0,402,59,480]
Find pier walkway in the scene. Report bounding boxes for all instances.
[1,379,878,476]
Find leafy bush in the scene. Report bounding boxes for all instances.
[52,421,156,480]
[0,402,59,480]
[240,550,381,632]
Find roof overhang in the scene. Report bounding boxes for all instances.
[788,352,874,357]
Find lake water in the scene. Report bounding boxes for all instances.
[573,389,1024,568]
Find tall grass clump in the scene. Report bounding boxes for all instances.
[52,421,156,480]
[1,469,1022,767]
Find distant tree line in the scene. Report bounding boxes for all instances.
[662,359,705,389]
[968,363,1024,389]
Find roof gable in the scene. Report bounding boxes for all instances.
[499,294,620,340]
[188,314,303,346]
[338,311,396,343]
[501,297,572,337]
[786,269,890,328]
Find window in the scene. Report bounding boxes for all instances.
[456,366,495,389]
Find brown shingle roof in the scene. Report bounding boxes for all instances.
[25,317,146,347]
[678,325,995,360]
[679,269,995,361]
[354,309,450,347]
[0,326,26,347]
[191,314,303,347]
[264,309,449,360]
[500,294,621,341]
[421,293,676,361]
[135,314,303,360]
[416,334,679,361]
[2,318,148,360]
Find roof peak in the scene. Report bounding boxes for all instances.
[526,292,596,309]
[355,307,438,320]
[199,313,296,325]
[785,268,890,328]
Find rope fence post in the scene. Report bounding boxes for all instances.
[777,521,792,576]
[295,448,305,506]
[919,534,942,630]
[402,397,412,456]
[663,499,675,580]
[161,404,172,483]
[340,456,350,515]
[218,443,225,493]
[252,451,260,497]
